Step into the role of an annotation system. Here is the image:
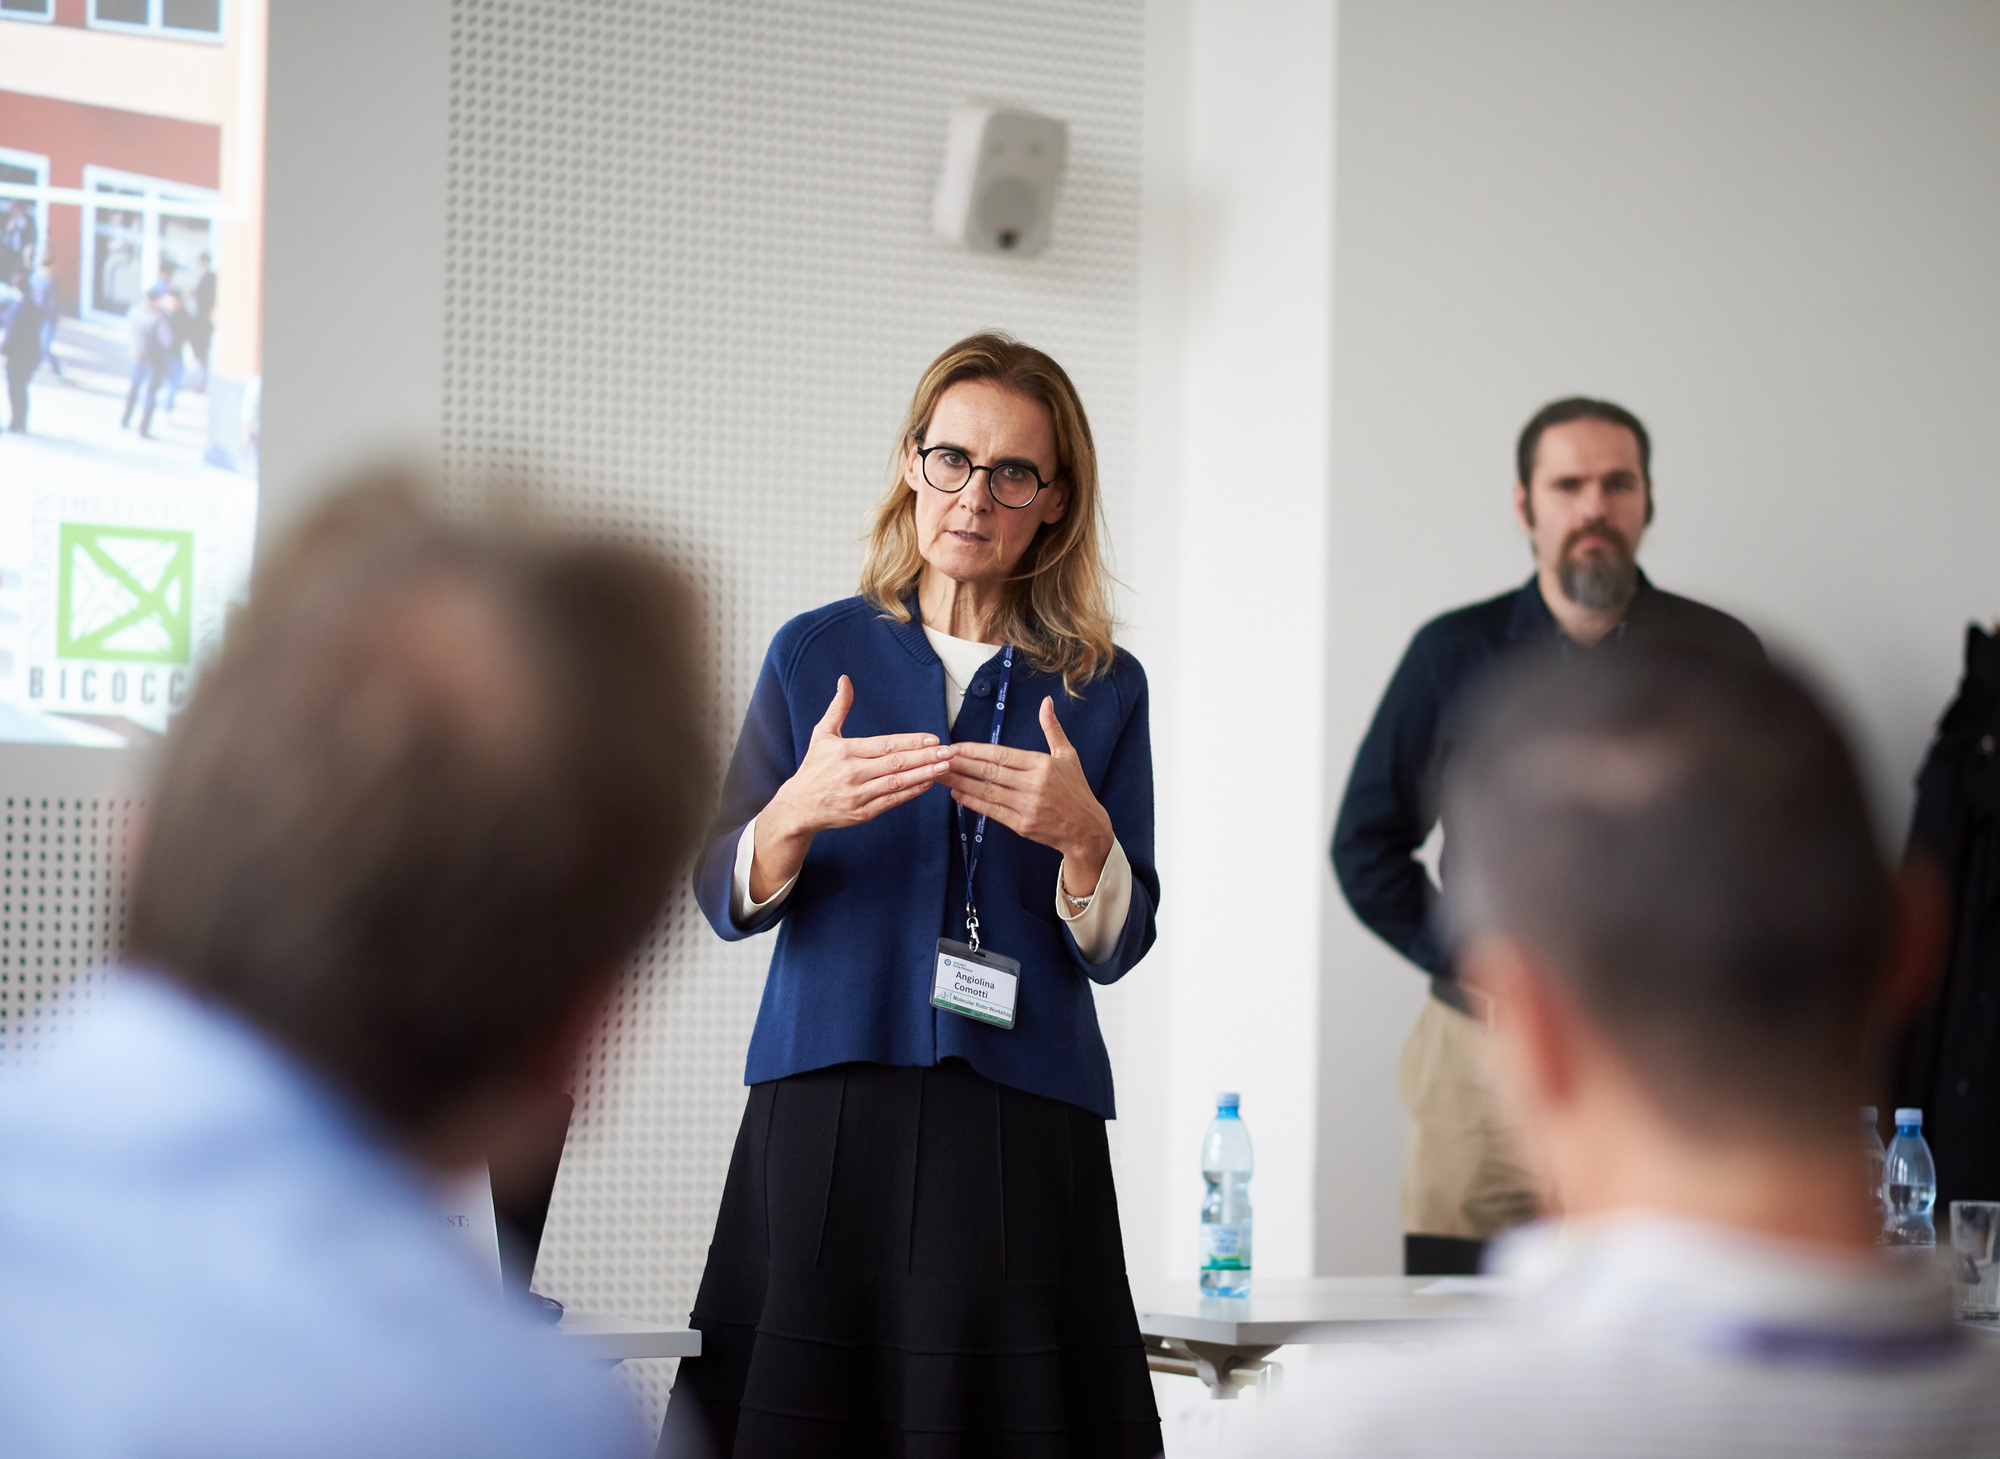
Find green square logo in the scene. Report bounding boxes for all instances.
[56,523,195,664]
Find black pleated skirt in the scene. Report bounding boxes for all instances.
[656,1058,1163,1459]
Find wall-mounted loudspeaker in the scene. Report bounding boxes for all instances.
[932,105,1068,258]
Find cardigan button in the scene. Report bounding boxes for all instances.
[971,680,993,697]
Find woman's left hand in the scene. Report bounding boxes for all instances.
[939,697,1116,895]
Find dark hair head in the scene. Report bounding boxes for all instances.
[1516,396,1652,488]
[129,474,712,1135]
[1443,648,1891,1133]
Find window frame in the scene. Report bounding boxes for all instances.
[0,0,55,26]
[78,164,223,325]
[87,0,224,43]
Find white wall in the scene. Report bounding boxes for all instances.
[260,0,448,552]
[1315,0,2000,1273]
[1128,0,1338,1286]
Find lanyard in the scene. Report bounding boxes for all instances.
[955,644,1013,954]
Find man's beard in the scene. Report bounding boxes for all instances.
[1556,523,1638,611]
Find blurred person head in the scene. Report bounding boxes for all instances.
[860,330,1114,690]
[1513,397,1653,614]
[128,473,711,1172]
[1443,648,1939,1239]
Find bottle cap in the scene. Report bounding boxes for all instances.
[1894,1107,1923,1126]
[1216,1091,1240,1110]
[1860,1106,1877,1122]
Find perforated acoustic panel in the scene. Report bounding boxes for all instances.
[0,793,140,1064]
[442,0,1147,1430]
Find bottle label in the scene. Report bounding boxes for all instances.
[1201,1221,1250,1270]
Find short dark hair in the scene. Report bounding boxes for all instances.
[1516,397,1652,488]
[1444,648,1891,1132]
[129,476,712,1134]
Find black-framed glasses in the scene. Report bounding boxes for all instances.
[915,444,1061,509]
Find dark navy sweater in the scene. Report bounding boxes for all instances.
[1331,573,1762,1010]
[694,596,1158,1120]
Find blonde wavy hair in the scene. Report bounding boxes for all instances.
[860,332,1117,691]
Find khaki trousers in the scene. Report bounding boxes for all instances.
[1397,997,1541,1240]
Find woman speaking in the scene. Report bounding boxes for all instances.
[660,334,1161,1457]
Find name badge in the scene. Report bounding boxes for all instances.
[931,938,1020,1030]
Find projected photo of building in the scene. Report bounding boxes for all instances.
[0,0,263,746]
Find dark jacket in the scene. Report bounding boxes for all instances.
[694,595,1159,1119]
[1,294,43,366]
[1895,625,2000,1210]
[1332,572,1764,1010]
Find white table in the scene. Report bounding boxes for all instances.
[1131,1276,1494,1399]
[553,1311,702,1365]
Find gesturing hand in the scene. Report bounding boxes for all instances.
[752,676,950,902]
[940,697,1115,895]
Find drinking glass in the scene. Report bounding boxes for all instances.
[1949,1201,2000,1322]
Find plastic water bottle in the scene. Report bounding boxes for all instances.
[1881,1107,1937,1249]
[1860,1106,1886,1225]
[1200,1092,1253,1298]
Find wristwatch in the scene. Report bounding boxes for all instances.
[1059,874,1095,916]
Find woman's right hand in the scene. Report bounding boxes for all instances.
[750,675,950,901]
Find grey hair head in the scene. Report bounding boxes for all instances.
[1441,646,1891,1134]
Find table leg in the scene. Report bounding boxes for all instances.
[1143,1334,1281,1399]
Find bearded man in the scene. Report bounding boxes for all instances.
[1331,397,1763,1277]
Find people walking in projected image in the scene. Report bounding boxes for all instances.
[30,255,61,381]
[146,267,190,418]
[2,267,45,434]
[122,294,156,427]
[0,202,35,282]
[163,290,188,417]
[121,291,181,439]
[186,252,216,389]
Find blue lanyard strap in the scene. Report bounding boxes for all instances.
[955,644,1013,954]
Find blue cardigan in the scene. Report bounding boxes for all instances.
[694,595,1158,1119]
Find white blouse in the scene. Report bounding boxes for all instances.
[729,624,1135,965]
